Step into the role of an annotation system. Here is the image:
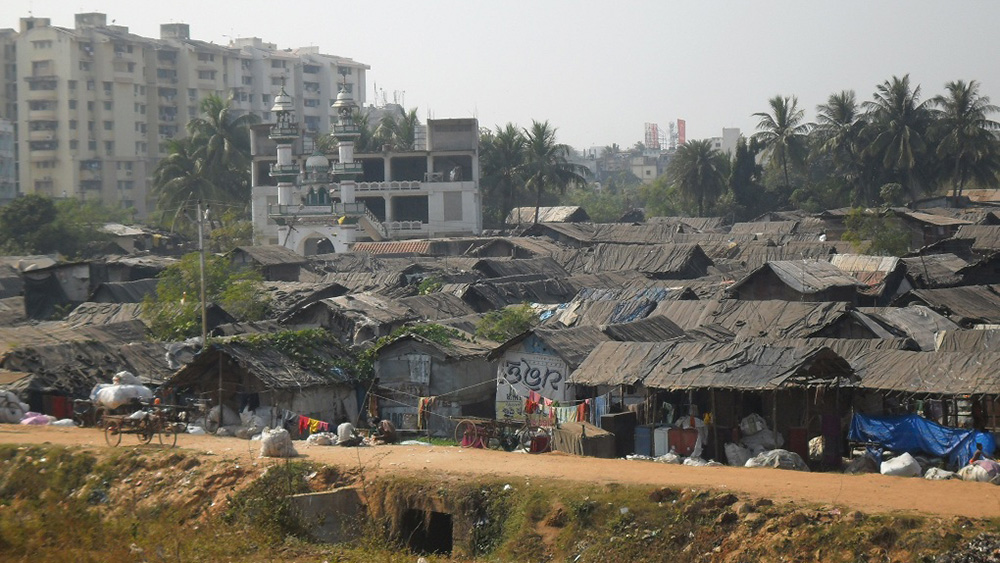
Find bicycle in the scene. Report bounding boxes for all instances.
[453,415,552,453]
[104,403,180,448]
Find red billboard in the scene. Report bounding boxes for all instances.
[677,119,686,145]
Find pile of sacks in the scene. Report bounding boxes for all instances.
[0,390,30,423]
[724,414,792,468]
[90,371,153,410]
[853,451,1000,484]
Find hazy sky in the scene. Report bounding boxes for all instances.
[8,1,1000,150]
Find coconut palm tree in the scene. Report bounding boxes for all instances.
[375,107,420,151]
[813,90,876,204]
[666,139,727,216]
[186,94,258,203]
[151,138,214,229]
[480,123,526,224]
[518,120,590,224]
[932,79,1000,200]
[862,75,936,200]
[752,95,810,189]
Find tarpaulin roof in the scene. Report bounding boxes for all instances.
[829,254,903,297]
[859,305,959,351]
[506,206,590,224]
[552,243,712,279]
[570,340,854,390]
[901,254,969,288]
[729,221,799,235]
[850,348,1000,394]
[601,315,687,342]
[896,285,1000,326]
[489,325,610,369]
[729,259,866,295]
[954,225,1000,253]
[472,257,569,279]
[934,329,1000,353]
[849,413,994,468]
[232,245,309,266]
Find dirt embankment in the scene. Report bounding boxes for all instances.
[6,423,1000,519]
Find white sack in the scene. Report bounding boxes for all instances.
[957,464,992,483]
[808,436,824,461]
[924,468,957,480]
[209,405,240,427]
[739,413,768,436]
[741,428,784,455]
[725,442,752,467]
[259,427,298,458]
[112,371,142,385]
[92,384,153,410]
[0,391,29,423]
[880,452,921,477]
[186,425,206,435]
[745,449,810,471]
[306,432,335,446]
[50,418,77,427]
[654,452,682,464]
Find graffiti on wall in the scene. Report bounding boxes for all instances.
[495,351,570,420]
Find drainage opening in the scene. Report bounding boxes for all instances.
[401,509,453,555]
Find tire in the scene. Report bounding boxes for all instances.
[158,421,178,448]
[94,407,108,429]
[518,427,552,453]
[136,418,154,444]
[104,420,122,447]
[454,419,481,448]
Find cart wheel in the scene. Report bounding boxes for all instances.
[136,419,154,444]
[454,419,481,448]
[158,421,178,448]
[104,420,122,447]
[95,407,108,429]
[518,427,551,453]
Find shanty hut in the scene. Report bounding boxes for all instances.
[163,338,359,432]
[859,305,959,351]
[953,225,1000,256]
[464,237,567,259]
[351,238,481,257]
[489,326,610,420]
[506,206,590,225]
[230,245,309,282]
[726,259,865,303]
[900,254,969,289]
[897,211,973,249]
[375,330,498,437]
[283,293,418,345]
[570,340,856,461]
[88,279,160,303]
[553,243,713,279]
[893,285,1000,327]
[829,254,909,306]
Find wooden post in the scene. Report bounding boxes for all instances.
[711,388,719,461]
[772,391,779,448]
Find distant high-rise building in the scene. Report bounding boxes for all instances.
[0,118,15,201]
[2,12,367,216]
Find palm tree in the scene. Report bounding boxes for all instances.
[752,95,810,189]
[932,79,1000,200]
[480,123,526,224]
[814,90,874,204]
[375,107,420,151]
[186,94,258,203]
[862,75,936,200]
[151,138,214,229]
[666,139,727,216]
[518,120,590,224]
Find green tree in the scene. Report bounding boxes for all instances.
[752,95,810,189]
[374,107,420,151]
[842,207,911,256]
[519,120,590,223]
[665,139,728,216]
[814,90,877,204]
[637,175,681,218]
[0,195,125,257]
[480,123,526,227]
[141,252,271,340]
[475,303,539,343]
[151,138,215,226]
[728,136,767,220]
[932,79,1000,200]
[862,75,936,200]
[207,208,255,253]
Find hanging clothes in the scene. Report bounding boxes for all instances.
[554,406,576,424]
[594,395,609,427]
[576,402,587,423]
[308,418,321,433]
[297,416,310,435]
[417,397,436,430]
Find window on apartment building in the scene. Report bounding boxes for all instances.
[304,98,320,108]
[262,94,270,104]
[103,82,112,95]
[262,112,271,121]
[103,101,112,111]
[69,120,77,129]
[135,142,145,154]
[197,70,216,80]
[79,61,92,71]
[69,140,78,149]
[122,199,134,209]
[134,103,146,114]
[270,77,282,86]
[241,59,251,70]
[87,101,94,111]
[304,115,320,131]
[28,79,56,91]
[337,66,352,75]
[87,121,94,131]
[86,80,95,90]
[105,141,114,155]
[68,80,77,90]
[88,140,96,151]
[29,100,53,110]
[188,88,197,101]
[32,40,52,49]
[271,60,285,69]
[303,65,320,74]
[31,60,50,74]
[242,76,253,86]
[198,52,214,62]
[189,106,197,119]
[104,121,113,130]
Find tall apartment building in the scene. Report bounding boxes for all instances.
[0,119,15,201]
[6,12,367,216]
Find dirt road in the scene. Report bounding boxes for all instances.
[5,423,1000,519]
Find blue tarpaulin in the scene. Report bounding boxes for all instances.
[849,413,996,468]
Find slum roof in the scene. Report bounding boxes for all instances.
[165,340,354,392]
[730,241,844,271]
[397,292,477,320]
[351,238,481,256]
[520,222,687,246]
[652,299,888,340]
[553,243,712,279]
[378,330,498,361]
[570,340,854,390]
[899,211,974,227]
[645,216,727,232]
[473,257,569,279]
[860,304,960,351]
[264,281,349,319]
[935,329,1000,353]
[916,207,1000,225]
[464,237,568,258]
[728,221,799,236]
[900,254,969,288]
[66,302,144,327]
[850,349,1000,394]
[88,279,159,303]
[728,259,866,295]
[315,293,418,325]
[506,206,590,224]
[542,285,694,328]
[829,254,903,297]
[963,189,1000,205]
[954,225,1000,253]
[462,277,581,310]
[232,245,309,266]
[601,315,687,342]
[100,223,146,237]
[489,325,611,369]
[895,285,1000,326]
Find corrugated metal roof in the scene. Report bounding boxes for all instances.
[955,225,1000,252]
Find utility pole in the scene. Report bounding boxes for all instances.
[197,200,208,345]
